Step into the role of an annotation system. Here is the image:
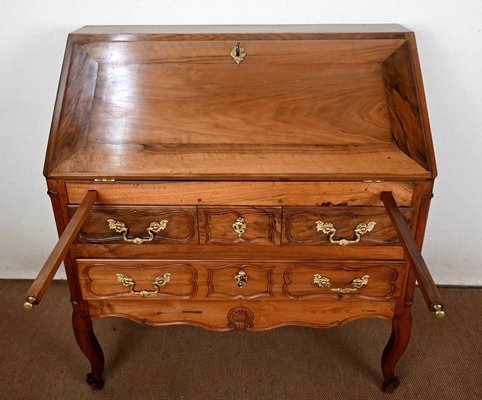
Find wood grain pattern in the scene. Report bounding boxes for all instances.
[34,26,440,391]
[49,45,98,174]
[383,42,431,173]
[199,206,280,245]
[283,263,403,301]
[83,39,405,65]
[66,181,414,206]
[68,205,197,244]
[74,243,406,261]
[48,143,430,180]
[206,264,274,300]
[283,206,413,246]
[88,298,396,330]
[78,261,197,300]
[87,61,391,147]
[44,31,431,181]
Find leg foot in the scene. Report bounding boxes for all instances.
[72,302,105,389]
[86,373,105,390]
[382,376,400,393]
[381,307,412,393]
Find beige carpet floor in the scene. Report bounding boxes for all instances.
[0,280,480,400]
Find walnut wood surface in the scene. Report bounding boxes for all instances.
[78,261,197,300]
[77,259,403,303]
[283,206,413,246]
[383,42,429,172]
[48,144,429,181]
[44,28,433,180]
[88,298,396,330]
[283,263,403,301]
[25,190,97,305]
[74,243,406,260]
[36,26,439,391]
[206,264,275,300]
[68,205,197,244]
[199,206,280,245]
[66,182,414,206]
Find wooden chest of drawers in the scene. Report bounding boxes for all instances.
[25,25,444,393]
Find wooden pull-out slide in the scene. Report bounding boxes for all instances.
[381,191,444,318]
[24,190,98,309]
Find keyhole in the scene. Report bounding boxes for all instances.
[235,42,241,57]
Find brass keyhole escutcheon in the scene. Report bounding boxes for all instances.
[230,42,246,65]
[235,270,248,288]
[232,217,247,238]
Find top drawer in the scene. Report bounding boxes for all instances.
[69,206,197,244]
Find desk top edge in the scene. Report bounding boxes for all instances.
[71,24,412,36]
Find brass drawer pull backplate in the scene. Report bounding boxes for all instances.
[107,219,168,245]
[116,273,171,297]
[313,274,370,293]
[315,221,376,246]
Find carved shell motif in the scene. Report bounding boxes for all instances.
[227,307,255,331]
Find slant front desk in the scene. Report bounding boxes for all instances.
[26,25,444,393]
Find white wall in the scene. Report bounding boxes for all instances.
[1,1,481,285]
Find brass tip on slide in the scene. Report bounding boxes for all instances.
[23,297,36,310]
[433,304,445,319]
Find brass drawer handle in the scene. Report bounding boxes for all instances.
[232,217,247,238]
[315,221,376,246]
[116,273,171,297]
[313,274,370,293]
[107,219,168,245]
[234,270,248,288]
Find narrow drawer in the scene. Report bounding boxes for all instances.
[77,260,198,300]
[198,206,281,245]
[69,206,197,244]
[206,263,275,300]
[283,207,413,246]
[283,262,403,300]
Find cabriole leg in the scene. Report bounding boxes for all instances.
[72,301,105,390]
[381,307,412,393]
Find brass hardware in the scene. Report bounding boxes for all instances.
[363,179,385,183]
[232,217,247,238]
[93,178,116,182]
[230,42,246,65]
[234,270,248,288]
[433,304,445,319]
[313,274,369,293]
[315,221,376,246]
[107,219,168,245]
[116,273,171,297]
[23,296,36,310]
[313,275,331,288]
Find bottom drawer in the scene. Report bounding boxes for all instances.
[78,259,404,302]
[79,258,404,330]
